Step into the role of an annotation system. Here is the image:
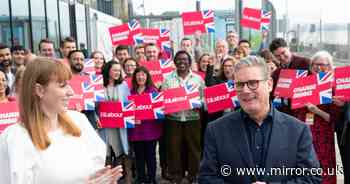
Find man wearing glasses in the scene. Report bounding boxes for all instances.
[198,56,321,184]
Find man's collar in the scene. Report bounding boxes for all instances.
[241,105,274,123]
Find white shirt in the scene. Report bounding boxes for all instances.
[0,111,106,184]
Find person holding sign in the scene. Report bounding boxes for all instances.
[292,51,340,184]
[100,61,133,184]
[199,56,321,183]
[129,66,162,184]
[162,50,205,183]
[0,58,123,184]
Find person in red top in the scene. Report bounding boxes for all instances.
[128,66,162,184]
[292,51,338,184]
[269,38,311,114]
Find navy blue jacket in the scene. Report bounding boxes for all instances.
[198,108,322,184]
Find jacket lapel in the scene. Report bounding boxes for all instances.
[229,115,255,169]
[264,110,288,172]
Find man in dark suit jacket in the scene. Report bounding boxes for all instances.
[198,56,321,184]
[269,38,311,114]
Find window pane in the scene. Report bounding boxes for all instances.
[0,1,11,46]
[59,1,70,38]
[76,3,87,48]
[12,0,30,49]
[46,0,60,52]
[31,0,46,53]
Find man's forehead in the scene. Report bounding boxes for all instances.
[0,48,10,54]
[235,67,262,79]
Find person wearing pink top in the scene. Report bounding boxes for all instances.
[128,66,163,184]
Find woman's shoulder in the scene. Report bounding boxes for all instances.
[65,110,90,128]
[1,123,28,141]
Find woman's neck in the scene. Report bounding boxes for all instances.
[41,106,59,131]
[108,79,115,87]
[0,95,8,103]
[137,85,146,94]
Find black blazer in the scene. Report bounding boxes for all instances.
[198,108,322,184]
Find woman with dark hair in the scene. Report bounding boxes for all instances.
[90,51,106,75]
[123,58,138,89]
[128,66,162,184]
[0,70,10,103]
[195,53,213,80]
[259,49,279,75]
[100,61,133,184]
[205,56,237,87]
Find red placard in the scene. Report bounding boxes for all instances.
[108,20,141,46]
[274,69,308,98]
[99,101,135,128]
[334,66,350,101]
[163,84,201,114]
[204,81,238,113]
[181,10,215,35]
[163,87,190,114]
[240,7,261,30]
[68,78,85,110]
[139,60,164,86]
[129,92,164,120]
[140,28,160,44]
[0,101,19,133]
[99,101,124,128]
[291,72,333,109]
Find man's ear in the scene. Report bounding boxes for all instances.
[267,78,273,93]
[34,83,45,99]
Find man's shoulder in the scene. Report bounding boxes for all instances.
[274,109,307,132]
[290,54,310,68]
[207,111,241,132]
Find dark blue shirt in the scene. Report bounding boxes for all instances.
[241,108,273,181]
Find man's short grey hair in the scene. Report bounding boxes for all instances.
[216,39,228,49]
[310,51,334,69]
[235,56,270,79]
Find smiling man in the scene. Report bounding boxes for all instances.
[162,50,205,183]
[198,56,321,184]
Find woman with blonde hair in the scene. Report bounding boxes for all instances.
[0,57,122,184]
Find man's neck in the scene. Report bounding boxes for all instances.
[3,65,11,73]
[177,70,190,79]
[249,107,270,126]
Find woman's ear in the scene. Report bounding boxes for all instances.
[34,83,45,99]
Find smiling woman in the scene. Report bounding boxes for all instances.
[0,57,123,184]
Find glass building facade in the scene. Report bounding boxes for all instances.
[0,0,122,58]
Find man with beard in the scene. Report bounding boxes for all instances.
[68,50,99,131]
[0,44,16,92]
[68,50,86,76]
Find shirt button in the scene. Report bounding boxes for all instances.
[256,128,261,132]
[256,146,260,150]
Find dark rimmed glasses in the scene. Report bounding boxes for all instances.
[235,79,267,91]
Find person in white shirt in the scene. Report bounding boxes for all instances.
[0,57,122,184]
